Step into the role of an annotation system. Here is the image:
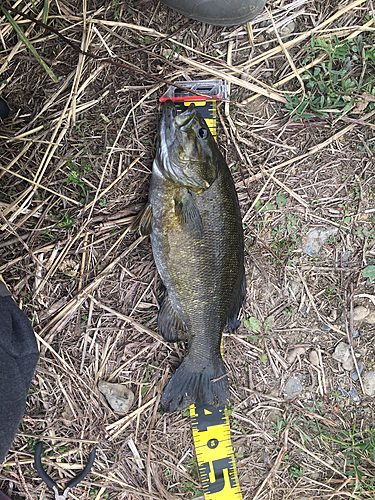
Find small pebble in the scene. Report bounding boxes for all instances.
[365,312,375,324]
[340,322,360,337]
[328,309,337,322]
[61,404,75,423]
[309,350,320,367]
[342,356,354,371]
[98,380,134,413]
[348,388,361,403]
[343,250,351,262]
[332,342,350,364]
[290,280,301,296]
[286,347,306,364]
[284,375,303,400]
[161,48,172,59]
[362,370,375,397]
[303,227,338,257]
[58,258,79,277]
[351,362,364,381]
[353,305,369,321]
[280,21,295,36]
[320,323,331,331]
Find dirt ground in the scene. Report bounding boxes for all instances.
[1,0,375,499]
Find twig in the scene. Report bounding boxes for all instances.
[238,0,367,73]
[243,17,374,105]
[245,109,375,184]
[14,455,34,500]
[174,53,286,104]
[252,428,288,499]
[259,164,309,208]
[348,284,365,394]
[288,437,346,477]
[0,4,227,101]
[89,296,171,349]
[107,397,158,439]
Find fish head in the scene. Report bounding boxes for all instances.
[157,100,218,193]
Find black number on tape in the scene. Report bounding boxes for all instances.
[207,438,219,449]
[193,404,226,432]
[200,457,236,494]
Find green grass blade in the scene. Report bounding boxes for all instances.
[1,6,57,82]
[42,0,50,28]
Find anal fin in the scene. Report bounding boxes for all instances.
[131,202,152,236]
[226,273,246,332]
[158,294,188,342]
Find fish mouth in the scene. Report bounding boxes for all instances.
[175,104,203,165]
[161,100,196,130]
[158,100,213,191]
[175,103,196,128]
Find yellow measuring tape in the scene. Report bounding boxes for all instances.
[190,403,242,499]
[161,80,242,499]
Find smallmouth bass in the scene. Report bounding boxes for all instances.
[133,100,245,412]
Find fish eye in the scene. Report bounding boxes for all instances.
[198,128,208,139]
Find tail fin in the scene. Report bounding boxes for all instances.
[160,356,229,413]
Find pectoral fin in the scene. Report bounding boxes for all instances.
[131,202,152,236]
[173,192,202,231]
[158,294,188,342]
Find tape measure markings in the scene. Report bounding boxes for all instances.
[190,403,242,499]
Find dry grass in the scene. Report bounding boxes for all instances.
[1,0,375,499]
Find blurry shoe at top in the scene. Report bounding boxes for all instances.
[160,0,267,26]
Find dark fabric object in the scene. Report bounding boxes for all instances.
[0,296,39,462]
[0,281,11,297]
[0,97,10,120]
[0,490,12,500]
[160,0,267,26]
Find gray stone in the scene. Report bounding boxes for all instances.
[348,388,361,403]
[332,342,350,364]
[309,350,320,367]
[342,355,355,371]
[286,347,306,364]
[161,48,172,59]
[303,227,338,257]
[98,380,134,413]
[339,387,360,402]
[280,21,295,36]
[343,250,351,262]
[363,371,375,397]
[61,403,75,423]
[284,375,303,400]
[351,362,364,381]
[320,323,331,331]
[353,305,369,322]
[290,280,301,296]
[365,312,375,324]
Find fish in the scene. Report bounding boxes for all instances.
[133,100,246,412]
